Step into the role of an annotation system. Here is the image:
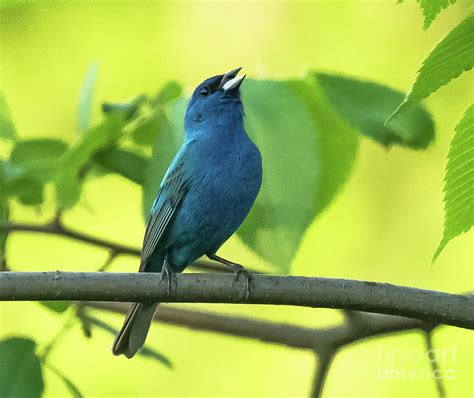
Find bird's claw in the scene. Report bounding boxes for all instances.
[160,263,176,296]
[232,265,254,300]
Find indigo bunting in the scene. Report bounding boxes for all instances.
[113,68,262,358]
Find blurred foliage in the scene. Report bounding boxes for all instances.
[87,316,173,369]
[77,63,98,133]
[39,301,71,314]
[55,114,125,209]
[0,92,17,140]
[0,66,437,393]
[0,338,44,398]
[0,71,435,232]
[317,73,434,148]
[0,0,472,397]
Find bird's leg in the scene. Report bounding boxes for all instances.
[160,253,176,296]
[207,253,253,300]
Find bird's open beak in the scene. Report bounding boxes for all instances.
[219,67,246,92]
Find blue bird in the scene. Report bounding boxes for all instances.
[113,68,262,358]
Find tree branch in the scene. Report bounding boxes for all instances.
[1,272,472,329]
[87,302,437,398]
[424,331,446,398]
[3,222,238,273]
[6,222,140,256]
[87,302,433,350]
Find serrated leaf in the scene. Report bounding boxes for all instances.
[144,78,358,272]
[95,148,148,185]
[0,338,44,398]
[88,316,172,368]
[46,363,83,398]
[434,104,474,261]
[55,113,125,209]
[78,63,98,132]
[0,92,17,140]
[317,73,435,148]
[398,0,458,30]
[390,13,474,120]
[39,301,71,313]
[10,139,68,182]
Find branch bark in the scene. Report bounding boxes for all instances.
[1,272,472,329]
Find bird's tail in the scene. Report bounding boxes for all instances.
[112,302,159,358]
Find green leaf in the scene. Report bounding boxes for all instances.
[240,78,357,270]
[398,0,458,30]
[130,112,165,146]
[46,363,83,398]
[94,148,148,185]
[10,139,69,182]
[39,301,71,313]
[55,113,125,209]
[102,95,145,121]
[2,161,44,205]
[78,63,98,132]
[0,1,32,10]
[88,316,173,368]
[3,139,68,206]
[154,81,183,105]
[0,92,17,140]
[145,78,358,272]
[390,13,474,120]
[434,104,474,261]
[0,338,44,398]
[317,73,435,148]
[0,165,8,267]
[143,108,181,218]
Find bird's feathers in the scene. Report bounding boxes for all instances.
[140,155,188,270]
[112,302,159,358]
[113,68,262,359]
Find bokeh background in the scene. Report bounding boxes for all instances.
[1,0,473,397]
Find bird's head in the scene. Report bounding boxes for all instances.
[184,67,245,131]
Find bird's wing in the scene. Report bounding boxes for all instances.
[139,155,188,271]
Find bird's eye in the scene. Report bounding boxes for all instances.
[200,86,210,96]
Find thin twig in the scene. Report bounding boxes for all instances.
[98,250,119,272]
[424,331,446,398]
[5,222,140,256]
[3,221,243,273]
[311,350,334,398]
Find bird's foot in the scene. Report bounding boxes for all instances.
[160,260,176,296]
[231,264,254,301]
[207,254,254,301]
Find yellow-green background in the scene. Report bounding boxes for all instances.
[1,0,473,397]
